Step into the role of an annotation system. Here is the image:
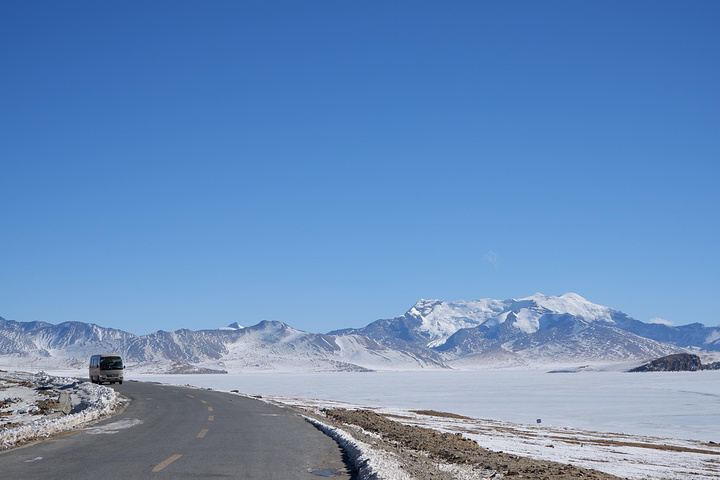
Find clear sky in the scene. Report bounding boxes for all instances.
[1,1,718,335]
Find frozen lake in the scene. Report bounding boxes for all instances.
[134,369,720,443]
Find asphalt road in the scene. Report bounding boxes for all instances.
[0,380,353,480]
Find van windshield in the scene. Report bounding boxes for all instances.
[100,357,124,370]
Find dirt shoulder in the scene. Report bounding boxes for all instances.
[315,407,625,480]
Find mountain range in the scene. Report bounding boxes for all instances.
[1,293,718,373]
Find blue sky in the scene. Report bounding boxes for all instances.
[1,1,718,335]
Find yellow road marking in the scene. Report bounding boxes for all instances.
[208,415,214,421]
[197,428,209,438]
[200,400,207,404]
[152,454,182,472]
[207,406,213,412]
[187,394,194,398]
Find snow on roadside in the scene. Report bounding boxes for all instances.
[302,415,412,480]
[0,370,126,449]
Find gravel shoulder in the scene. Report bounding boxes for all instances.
[298,406,624,480]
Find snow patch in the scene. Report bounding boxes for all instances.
[0,371,126,449]
[302,415,412,480]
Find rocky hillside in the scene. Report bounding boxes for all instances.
[629,353,720,372]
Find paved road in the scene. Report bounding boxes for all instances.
[0,380,352,480]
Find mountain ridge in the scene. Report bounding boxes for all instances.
[2,293,718,373]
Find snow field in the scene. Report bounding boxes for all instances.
[12,367,720,479]
[133,368,720,480]
[134,368,720,442]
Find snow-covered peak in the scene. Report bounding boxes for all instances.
[408,299,444,317]
[220,322,244,330]
[407,298,508,347]
[518,293,615,324]
[401,293,619,347]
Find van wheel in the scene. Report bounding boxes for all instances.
[119,381,123,384]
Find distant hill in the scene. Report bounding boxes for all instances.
[629,353,720,372]
[2,293,719,373]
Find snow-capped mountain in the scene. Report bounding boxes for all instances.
[0,317,134,367]
[331,293,719,366]
[2,293,719,373]
[0,317,444,373]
